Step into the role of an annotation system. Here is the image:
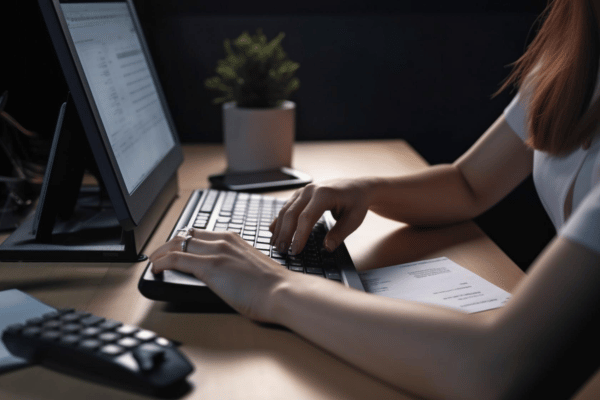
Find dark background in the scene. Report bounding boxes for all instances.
[1,0,555,270]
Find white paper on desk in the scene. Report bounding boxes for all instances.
[358,257,511,314]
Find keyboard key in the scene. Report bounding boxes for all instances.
[255,243,271,250]
[256,236,270,244]
[258,231,272,238]
[273,259,287,266]
[259,250,270,256]
[289,265,304,273]
[306,267,324,275]
[326,271,343,281]
[242,234,255,241]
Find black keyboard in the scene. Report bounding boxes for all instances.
[190,190,343,282]
[138,189,360,304]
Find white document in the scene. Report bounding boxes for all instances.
[358,257,511,314]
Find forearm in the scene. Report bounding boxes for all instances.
[271,276,493,400]
[365,164,484,226]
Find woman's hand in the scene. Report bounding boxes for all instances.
[270,179,372,255]
[149,229,296,323]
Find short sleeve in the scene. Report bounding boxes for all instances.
[559,183,600,254]
[503,93,529,142]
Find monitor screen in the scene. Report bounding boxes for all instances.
[60,2,176,194]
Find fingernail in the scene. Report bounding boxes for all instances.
[290,242,298,255]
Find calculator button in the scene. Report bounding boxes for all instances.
[155,337,171,347]
[117,337,140,348]
[22,327,42,337]
[40,330,61,341]
[61,323,82,333]
[81,327,102,337]
[60,334,81,346]
[60,313,82,323]
[98,332,121,343]
[25,317,44,325]
[80,315,105,326]
[100,344,125,356]
[79,339,102,351]
[97,320,122,331]
[134,330,156,341]
[42,320,62,329]
[116,325,138,335]
[42,311,61,320]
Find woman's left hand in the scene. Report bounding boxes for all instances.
[149,229,295,323]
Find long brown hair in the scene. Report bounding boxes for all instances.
[493,0,600,155]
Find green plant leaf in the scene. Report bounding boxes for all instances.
[206,28,299,107]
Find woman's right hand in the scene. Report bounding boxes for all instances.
[270,179,373,255]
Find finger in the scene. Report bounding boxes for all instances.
[271,190,302,243]
[289,194,333,255]
[149,236,188,263]
[151,251,208,276]
[149,231,244,263]
[272,189,314,253]
[323,210,366,252]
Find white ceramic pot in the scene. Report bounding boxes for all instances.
[222,101,295,172]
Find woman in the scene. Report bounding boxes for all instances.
[150,0,600,398]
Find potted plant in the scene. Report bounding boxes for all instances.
[205,29,300,172]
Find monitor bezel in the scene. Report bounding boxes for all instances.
[39,0,183,230]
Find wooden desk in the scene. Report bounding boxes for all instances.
[0,140,596,399]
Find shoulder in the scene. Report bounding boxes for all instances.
[560,182,600,255]
[503,93,529,142]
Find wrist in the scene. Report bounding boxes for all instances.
[267,272,316,327]
[357,177,386,208]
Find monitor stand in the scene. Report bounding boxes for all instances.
[0,95,151,262]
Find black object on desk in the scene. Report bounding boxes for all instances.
[2,307,194,397]
[209,167,312,192]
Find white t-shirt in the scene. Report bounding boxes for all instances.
[503,90,600,254]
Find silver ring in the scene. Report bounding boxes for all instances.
[180,235,192,253]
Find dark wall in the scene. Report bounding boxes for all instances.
[1,0,554,269]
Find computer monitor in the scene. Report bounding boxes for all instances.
[0,0,183,261]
